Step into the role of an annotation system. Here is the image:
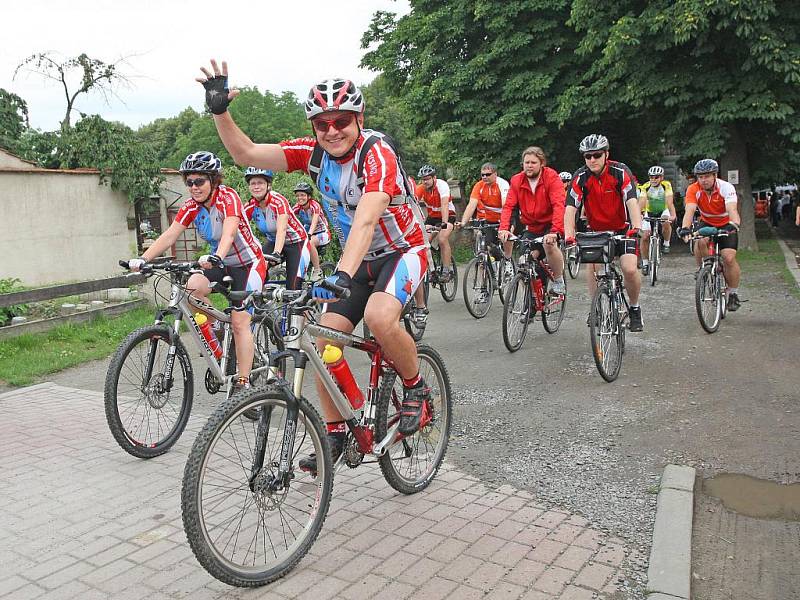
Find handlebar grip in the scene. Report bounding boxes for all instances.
[321,280,351,299]
[119,260,129,269]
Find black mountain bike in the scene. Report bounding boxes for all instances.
[461,220,515,318]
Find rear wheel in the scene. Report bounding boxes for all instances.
[589,287,623,382]
[104,325,193,458]
[718,268,728,319]
[695,265,721,333]
[462,257,493,319]
[542,276,567,334]
[375,345,452,494]
[502,273,530,352]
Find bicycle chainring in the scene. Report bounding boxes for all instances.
[343,436,364,468]
[204,368,221,394]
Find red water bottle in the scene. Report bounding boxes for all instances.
[195,313,222,359]
[322,345,364,409]
[533,277,544,300]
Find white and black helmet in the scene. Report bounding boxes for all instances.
[648,165,665,177]
[179,151,222,175]
[244,167,274,181]
[304,78,365,119]
[559,171,573,182]
[578,134,610,153]
[693,159,719,175]
[418,164,436,178]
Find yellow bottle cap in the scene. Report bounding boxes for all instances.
[322,344,343,364]
[195,313,208,326]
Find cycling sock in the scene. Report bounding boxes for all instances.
[642,259,650,265]
[728,287,738,295]
[630,303,640,309]
[326,421,346,434]
[663,241,670,246]
[555,276,565,284]
[402,373,422,388]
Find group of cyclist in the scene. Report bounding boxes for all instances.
[127,59,744,469]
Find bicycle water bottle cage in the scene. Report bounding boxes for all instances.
[697,226,719,237]
[576,232,614,264]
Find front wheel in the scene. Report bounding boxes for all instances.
[542,276,567,334]
[589,286,623,382]
[497,255,516,304]
[462,257,493,319]
[439,255,458,302]
[375,345,452,494]
[104,325,193,458]
[567,251,581,279]
[182,387,333,587]
[502,273,531,352]
[695,265,721,333]
[649,238,659,286]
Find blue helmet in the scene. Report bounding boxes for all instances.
[244,167,274,180]
[693,159,719,175]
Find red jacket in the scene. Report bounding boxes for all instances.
[500,167,565,236]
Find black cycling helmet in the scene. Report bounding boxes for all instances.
[578,134,610,154]
[179,151,222,175]
[418,164,436,178]
[293,182,313,194]
[693,159,719,175]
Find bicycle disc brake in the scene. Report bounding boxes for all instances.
[204,368,221,394]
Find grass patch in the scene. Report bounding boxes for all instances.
[0,306,154,386]
[741,225,800,300]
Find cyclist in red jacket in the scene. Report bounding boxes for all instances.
[499,146,566,294]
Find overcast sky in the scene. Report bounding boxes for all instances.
[3,0,409,131]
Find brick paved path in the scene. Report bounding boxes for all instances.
[1,383,637,599]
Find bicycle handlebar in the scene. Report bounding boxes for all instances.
[462,219,500,230]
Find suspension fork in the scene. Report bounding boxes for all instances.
[143,311,183,393]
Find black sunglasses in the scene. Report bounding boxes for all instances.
[583,152,605,160]
[185,177,209,188]
[480,172,494,177]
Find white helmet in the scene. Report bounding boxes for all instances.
[648,165,665,177]
[304,78,365,119]
[578,134,610,153]
[559,171,573,182]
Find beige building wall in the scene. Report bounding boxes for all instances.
[0,150,36,169]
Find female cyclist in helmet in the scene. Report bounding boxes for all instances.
[291,181,330,280]
[127,151,266,392]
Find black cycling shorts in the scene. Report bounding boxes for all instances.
[322,247,428,327]
[202,261,265,307]
[612,229,638,257]
[697,221,739,250]
[263,239,310,290]
[425,215,456,227]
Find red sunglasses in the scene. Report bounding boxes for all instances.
[311,113,356,133]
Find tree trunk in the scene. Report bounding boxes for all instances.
[720,123,756,250]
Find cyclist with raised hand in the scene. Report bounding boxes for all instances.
[564,134,644,331]
[292,181,330,281]
[459,162,512,269]
[498,146,567,294]
[415,165,456,282]
[679,159,742,310]
[197,60,429,468]
[639,165,677,274]
[128,151,266,392]
[243,167,311,290]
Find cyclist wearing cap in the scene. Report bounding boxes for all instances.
[415,165,456,282]
[639,165,677,273]
[243,167,311,290]
[564,134,644,332]
[499,146,567,294]
[127,151,266,392]
[197,60,430,471]
[679,159,742,311]
[292,181,330,281]
[459,162,513,269]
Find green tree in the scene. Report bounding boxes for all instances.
[59,115,163,202]
[0,89,29,151]
[558,0,800,249]
[136,107,201,165]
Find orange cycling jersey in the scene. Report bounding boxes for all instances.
[685,179,737,227]
[470,178,509,223]
[415,180,455,220]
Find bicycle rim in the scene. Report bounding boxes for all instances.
[568,255,580,279]
[440,256,458,302]
[649,241,659,286]
[695,266,720,333]
[104,326,192,458]
[182,389,332,587]
[497,256,516,304]
[542,277,567,334]
[376,345,452,494]
[589,288,623,382]
[502,273,530,352]
[463,257,493,318]
[718,270,728,319]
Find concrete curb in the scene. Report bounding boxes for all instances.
[646,464,696,599]
[776,237,800,287]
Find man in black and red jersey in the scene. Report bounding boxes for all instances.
[564,134,644,332]
[197,60,431,473]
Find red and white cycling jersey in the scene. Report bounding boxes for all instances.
[244,191,308,245]
[174,184,263,268]
[292,198,330,237]
[280,130,424,259]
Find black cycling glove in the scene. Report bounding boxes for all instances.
[203,75,231,115]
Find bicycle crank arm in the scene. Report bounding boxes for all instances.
[372,423,402,456]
